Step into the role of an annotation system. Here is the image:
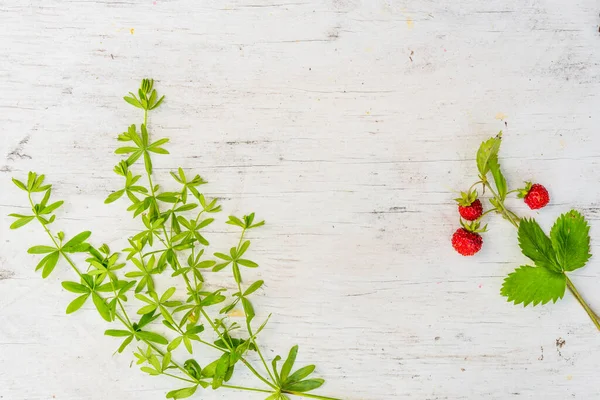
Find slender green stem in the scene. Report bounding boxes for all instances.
[114,292,132,326]
[141,249,166,258]
[478,208,496,219]
[162,372,197,384]
[484,182,519,229]
[234,228,277,384]
[221,384,273,394]
[282,391,344,400]
[197,338,225,352]
[239,360,278,390]
[565,276,600,331]
[468,180,484,194]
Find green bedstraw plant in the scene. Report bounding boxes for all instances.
[453,132,600,330]
[10,79,341,400]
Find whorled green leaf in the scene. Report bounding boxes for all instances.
[92,292,113,322]
[136,331,168,345]
[118,335,134,353]
[105,329,132,337]
[285,365,316,386]
[105,190,125,204]
[66,294,90,314]
[212,352,230,389]
[62,281,90,294]
[280,345,298,383]
[244,280,264,296]
[28,245,57,254]
[166,386,197,399]
[62,231,92,253]
[41,252,60,278]
[242,297,255,322]
[285,378,325,392]
[10,216,35,229]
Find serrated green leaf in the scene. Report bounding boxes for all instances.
[550,210,591,272]
[488,155,507,200]
[501,265,566,306]
[518,218,560,273]
[476,133,502,177]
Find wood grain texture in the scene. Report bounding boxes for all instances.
[2,1,600,399]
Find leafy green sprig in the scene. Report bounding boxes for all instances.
[10,79,341,400]
[459,132,600,330]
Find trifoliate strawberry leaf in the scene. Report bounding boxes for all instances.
[501,265,566,306]
[476,132,502,177]
[550,210,591,272]
[518,218,561,273]
[488,155,507,201]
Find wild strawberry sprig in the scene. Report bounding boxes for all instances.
[453,132,600,331]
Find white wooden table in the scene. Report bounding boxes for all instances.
[2,1,600,399]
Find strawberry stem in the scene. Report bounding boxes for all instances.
[483,182,519,229]
[565,276,600,331]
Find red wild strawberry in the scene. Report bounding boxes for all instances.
[452,228,483,256]
[518,182,549,210]
[458,199,483,221]
[455,190,483,221]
